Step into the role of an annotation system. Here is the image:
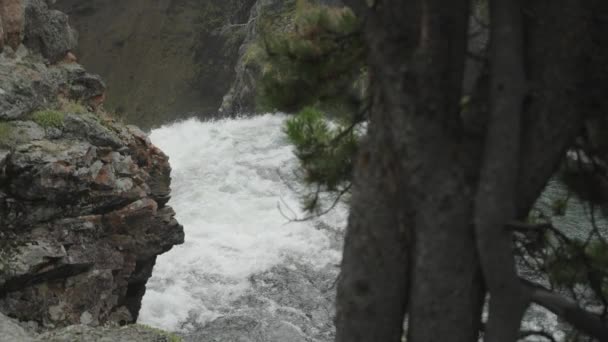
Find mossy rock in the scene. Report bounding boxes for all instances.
[59,100,89,115]
[135,324,183,342]
[0,122,14,147]
[31,110,66,129]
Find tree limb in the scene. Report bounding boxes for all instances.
[505,221,553,232]
[524,281,608,341]
[473,0,529,341]
[518,330,557,342]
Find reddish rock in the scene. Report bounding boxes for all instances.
[63,51,77,63]
[0,0,24,50]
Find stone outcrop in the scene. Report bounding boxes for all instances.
[0,57,106,120]
[219,0,295,116]
[0,312,180,342]
[23,0,77,63]
[52,0,257,128]
[219,0,344,117]
[0,0,183,333]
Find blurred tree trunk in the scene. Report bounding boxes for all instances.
[335,0,608,341]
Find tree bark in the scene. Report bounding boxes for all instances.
[405,1,485,342]
[473,0,529,341]
[335,3,421,341]
[338,1,485,342]
[336,0,608,341]
[334,99,413,342]
[516,0,606,214]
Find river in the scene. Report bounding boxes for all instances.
[138,114,607,341]
[138,114,347,341]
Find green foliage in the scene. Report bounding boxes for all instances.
[60,100,89,114]
[256,1,368,213]
[256,0,365,113]
[285,106,358,212]
[0,122,13,146]
[31,110,65,128]
[545,236,608,299]
[552,197,568,216]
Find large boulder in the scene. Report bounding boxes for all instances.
[0,59,106,120]
[0,312,37,342]
[24,0,77,63]
[0,111,184,328]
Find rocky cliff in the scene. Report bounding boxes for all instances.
[218,0,296,117]
[0,0,183,335]
[51,0,346,125]
[220,0,348,116]
[53,0,257,128]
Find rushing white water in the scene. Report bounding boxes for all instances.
[137,114,602,340]
[138,114,347,333]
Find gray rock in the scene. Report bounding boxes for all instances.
[0,59,58,119]
[219,0,298,116]
[0,1,183,332]
[1,312,182,342]
[185,316,307,342]
[60,63,106,106]
[0,312,37,342]
[0,59,106,120]
[38,324,181,342]
[0,120,184,326]
[63,113,123,148]
[10,120,46,143]
[24,0,77,63]
[183,262,340,342]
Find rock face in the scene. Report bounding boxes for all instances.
[0,0,183,333]
[0,312,36,342]
[0,57,106,120]
[51,0,347,125]
[219,0,344,116]
[23,0,77,63]
[0,312,180,342]
[53,0,257,128]
[219,0,295,117]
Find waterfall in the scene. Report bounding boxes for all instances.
[139,114,347,341]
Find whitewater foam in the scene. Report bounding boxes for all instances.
[138,114,347,331]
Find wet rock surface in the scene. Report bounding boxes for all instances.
[181,242,342,342]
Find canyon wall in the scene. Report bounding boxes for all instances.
[53,0,257,128]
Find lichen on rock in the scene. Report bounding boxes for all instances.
[0,0,184,336]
